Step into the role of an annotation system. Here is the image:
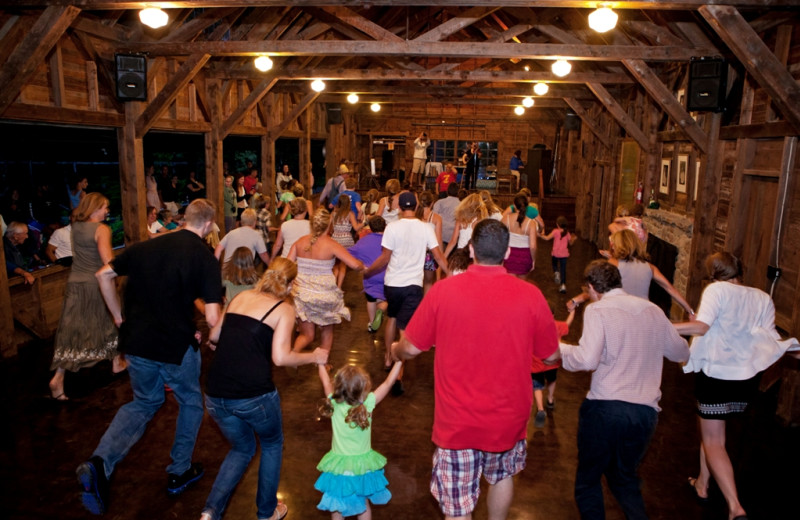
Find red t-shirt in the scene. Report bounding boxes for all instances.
[436,171,457,193]
[404,264,558,451]
[243,175,258,195]
[531,321,568,373]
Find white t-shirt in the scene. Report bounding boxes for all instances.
[219,226,268,262]
[382,218,439,288]
[279,219,311,257]
[48,224,73,259]
[413,137,430,160]
[148,221,164,234]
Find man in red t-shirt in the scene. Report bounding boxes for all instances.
[393,219,559,520]
[435,162,458,196]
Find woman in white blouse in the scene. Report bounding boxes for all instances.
[674,252,798,520]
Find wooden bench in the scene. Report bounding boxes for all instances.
[8,264,69,339]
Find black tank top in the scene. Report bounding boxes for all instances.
[206,300,283,399]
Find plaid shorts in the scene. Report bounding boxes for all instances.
[430,439,527,517]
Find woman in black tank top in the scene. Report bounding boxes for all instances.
[201,257,328,520]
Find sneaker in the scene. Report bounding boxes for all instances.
[370,309,383,332]
[76,456,109,515]
[559,284,566,293]
[554,271,561,284]
[367,324,375,333]
[167,462,204,496]
[534,410,546,428]
[546,398,555,410]
[258,501,288,520]
[391,380,405,396]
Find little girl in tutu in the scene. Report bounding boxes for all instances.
[315,361,402,519]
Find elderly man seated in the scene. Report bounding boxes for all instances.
[4,221,38,284]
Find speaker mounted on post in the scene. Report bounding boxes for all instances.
[326,103,343,125]
[564,111,581,131]
[687,57,727,112]
[115,53,147,101]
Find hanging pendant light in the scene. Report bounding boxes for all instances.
[311,79,326,92]
[522,97,534,108]
[347,93,359,104]
[533,83,549,96]
[370,103,381,112]
[589,7,618,33]
[139,8,168,29]
[552,59,572,78]
[254,56,273,72]
[514,106,525,116]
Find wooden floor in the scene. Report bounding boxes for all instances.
[2,238,798,519]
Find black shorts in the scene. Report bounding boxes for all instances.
[365,293,377,303]
[384,285,423,330]
[531,369,558,389]
[694,371,761,420]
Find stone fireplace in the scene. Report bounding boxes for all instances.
[642,208,694,306]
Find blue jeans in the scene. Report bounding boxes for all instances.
[203,391,283,520]
[552,256,568,283]
[93,347,203,478]
[575,399,658,520]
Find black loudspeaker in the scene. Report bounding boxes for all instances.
[564,111,581,131]
[115,54,147,101]
[526,147,552,194]
[326,103,342,124]
[687,57,727,112]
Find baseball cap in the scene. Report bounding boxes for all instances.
[399,192,417,208]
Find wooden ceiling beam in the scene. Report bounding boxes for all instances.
[700,5,800,133]
[563,98,613,149]
[8,1,799,9]
[270,90,319,138]
[621,20,685,46]
[284,84,595,99]
[0,5,81,116]
[206,66,635,84]
[319,6,404,42]
[161,7,243,43]
[70,30,124,111]
[220,77,278,138]
[622,59,709,153]
[71,14,134,41]
[121,40,711,61]
[585,82,650,150]
[134,52,210,138]
[322,95,567,108]
[414,6,501,42]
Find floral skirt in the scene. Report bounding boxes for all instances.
[292,272,351,326]
[51,280,118,372]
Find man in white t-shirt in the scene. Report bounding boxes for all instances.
[410,132,430,187]
[364,191,449,395]
[214,208,270,265]
[46,211,76,263]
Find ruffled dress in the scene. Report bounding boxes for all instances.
[291,257,350,326]
[316,393,391,517]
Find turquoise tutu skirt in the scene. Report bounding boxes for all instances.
[315,469,391,517]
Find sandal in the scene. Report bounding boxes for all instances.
[687,477,709,503]
[50,392,69,402]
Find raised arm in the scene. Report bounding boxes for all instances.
[650,263,694,316]
[318,363,334,396]
[373,361,403,405]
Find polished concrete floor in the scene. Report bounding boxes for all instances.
[2,238,798,520]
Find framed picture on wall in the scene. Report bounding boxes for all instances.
[660,159,671,194]
[676,155,688,193]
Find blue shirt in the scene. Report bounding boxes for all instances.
[509,156,524,171]
[332,190,361,216]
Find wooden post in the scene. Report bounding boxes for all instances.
[261,134,276,204]
[205,80,224,229]
[117,102,147,245]
[0,244,15,357]
[686,112,723,306]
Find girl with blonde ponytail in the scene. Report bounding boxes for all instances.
[288,208,365,353]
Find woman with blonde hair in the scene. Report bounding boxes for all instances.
[49,192,123,400]
[443,193,487,258]
[568,229,694,315]
[376,179,401,224]
[201,257,328,520]
[288,208,364,353]
[477,189,503,220]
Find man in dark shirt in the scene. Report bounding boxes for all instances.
[4,221,36,285]
[76,199,223,515]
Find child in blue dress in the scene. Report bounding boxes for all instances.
[316,361,402,519]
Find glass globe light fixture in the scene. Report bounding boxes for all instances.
[311,79,326,92]
[370,103,381,112]
[589,7,618,33]
[139,8,168,29]
[552,59,572,77]
[347,93,359,104]
[533,82,549,96]
[254,56,273,72]
[514,106,525,116]
[522,97,534,108]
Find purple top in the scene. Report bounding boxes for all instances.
[348,232,385,300]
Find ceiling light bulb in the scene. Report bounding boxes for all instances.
[139,8,168,29]
[514,106,525,116]
[347,93,359,104]
[370,103,381,112]
[533,82,549,96]
[524,65,530,72]
[589,7,618,33]
[254,56,273,72]
[522,97,534,108]
[311,79,325,92]
[552,59,572,77]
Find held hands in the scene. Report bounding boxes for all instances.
[312,347,330,366]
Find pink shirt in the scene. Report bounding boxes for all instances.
[551,228,571,258]
[405,264,558,451]
[560,289,689,411]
